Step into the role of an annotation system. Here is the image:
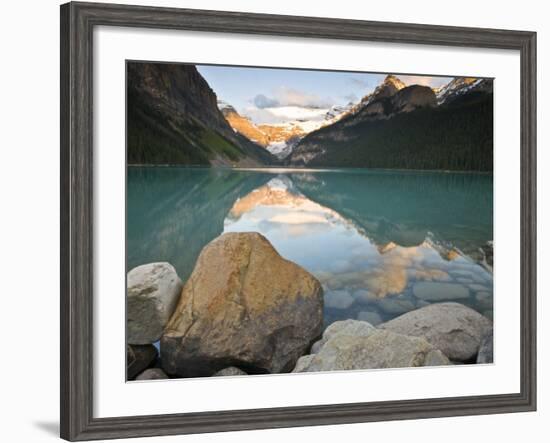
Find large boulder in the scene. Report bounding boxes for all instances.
[380,302,492,361]
[293,329,450,372]
[161,232,323,377]
[127,344,158,380]
[477,330,494,364]
[310,319,376,354]
[127,262,183,344]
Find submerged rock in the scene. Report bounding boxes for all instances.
[127,344,158,380]
[477,330,494,364]
[469,283,491,292]
[380,302,492,361]
[412,282,469,301]
[127,262,183,344]
[375,296,416,315]
[475,291,492,309]
[357,311,383,325]
[325,290,354,310]
[161,232,323,377]
[213,366,248,377]
[135,368,169,380]
[293,329,450,372]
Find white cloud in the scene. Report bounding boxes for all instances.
[267,106,328,121]
[274,86,333,108]
[253,94,280,108]
[251,86,334,111]
[242,105,329,125]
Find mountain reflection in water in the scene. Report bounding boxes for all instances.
[128,167,493,327]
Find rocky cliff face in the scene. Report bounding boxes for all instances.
[219,101,271,146]
[344,83,437,123]
[127,63,276,166]
[218,101,306,159]
[288,75,493,171]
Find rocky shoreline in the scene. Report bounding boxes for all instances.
[127,232,493,380]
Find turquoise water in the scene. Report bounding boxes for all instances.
[127,167,493,327]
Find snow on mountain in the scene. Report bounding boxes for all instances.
[436,77,492,105]
[324,102,356,124]
[264,141,293,159]
[218,100,356,160]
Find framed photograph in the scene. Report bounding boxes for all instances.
[60,1,536,440]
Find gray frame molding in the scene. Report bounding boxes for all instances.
[60,1,537,441]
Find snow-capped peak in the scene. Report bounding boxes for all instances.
[436,77,484,104]
[324,102,355,123]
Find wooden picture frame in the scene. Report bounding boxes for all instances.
[60,1,537,440]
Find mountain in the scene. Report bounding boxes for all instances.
[127,63,277,166]
[258,123,305,159]
[323,102,356,124]
[287,75,493,171]
[218,100,270,146]
[218,100,356,159]
[437,77,493,105]
[355,74,406,111]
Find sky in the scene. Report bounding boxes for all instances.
[197,64,454,125]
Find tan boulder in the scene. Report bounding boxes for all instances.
[161,232,323,377]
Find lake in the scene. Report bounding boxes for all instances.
[127,167,493,328]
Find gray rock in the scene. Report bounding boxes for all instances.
[357,311,383,326]
[213,367,248,377]
[375,296,416,315]
[135,368,169,380]
[412,282,470,301]
[293,329,450,372]
[293,354,316,372]
[380,302,492,361]
[477,330,494,364]
[424,349,452,367]
[325,290,354,310]
[127,345,158,380]
[311,319,375,354]
[127,262,183,344]
[161,233,323,377]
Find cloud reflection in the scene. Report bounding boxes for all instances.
[223,176,459,299]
